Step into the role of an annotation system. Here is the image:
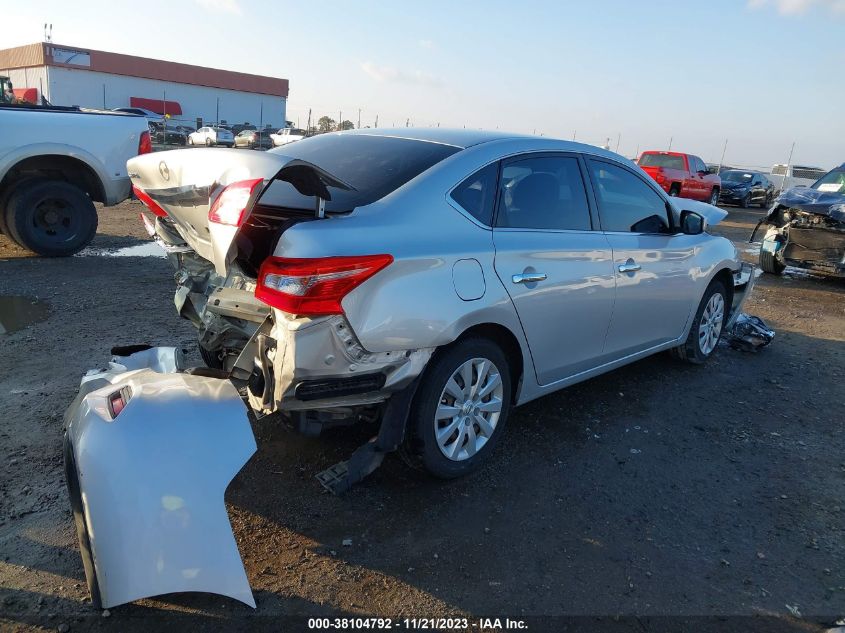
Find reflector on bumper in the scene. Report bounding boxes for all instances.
[64,348,257,609]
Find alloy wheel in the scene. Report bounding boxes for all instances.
[698,292,725,355]
[435,357,504,462]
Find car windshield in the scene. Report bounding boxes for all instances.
[811,168,845,194]
[638,154,685,170]
[721,171,754,183]
[260,134,461,212]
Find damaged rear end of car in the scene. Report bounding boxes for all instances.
[127,135,457,433]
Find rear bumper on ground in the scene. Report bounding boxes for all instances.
[63,347,256,609]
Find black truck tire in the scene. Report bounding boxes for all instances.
[4,179,98,256]
[759,249,785,275]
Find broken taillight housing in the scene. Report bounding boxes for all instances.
[208,178,264,227]
[132,185,168,217]
[138,130,152,155]
[255,255,393,316]
[107,386,133,419]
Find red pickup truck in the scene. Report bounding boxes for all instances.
[638,151,721,205]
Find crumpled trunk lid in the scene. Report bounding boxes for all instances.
[128,149,353,275]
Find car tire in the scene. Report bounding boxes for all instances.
[0,178,37,241]
[760,249,785,275]
[406,337,512,479]
[4,179,98,256]
[670,279,728,365]
[668,184,680,197]
[206,138,213,147]
[710,188,720,206]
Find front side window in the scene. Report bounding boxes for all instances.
[587,159,671,233]
[451,162,498,225]
[495,156,591,231]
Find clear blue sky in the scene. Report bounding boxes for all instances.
[2,0,843,168]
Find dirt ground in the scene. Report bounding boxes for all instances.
[1,200,844,632]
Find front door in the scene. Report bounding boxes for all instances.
[585,158,700,358]
[492,154,616,385]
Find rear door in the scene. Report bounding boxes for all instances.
[585,158,699,358]
[491,153,616,385]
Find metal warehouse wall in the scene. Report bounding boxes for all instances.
[46,66,287,128]
[0,66,49,100]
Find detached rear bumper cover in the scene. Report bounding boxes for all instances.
[64,348,256,609]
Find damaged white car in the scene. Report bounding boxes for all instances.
[64,129,755,608]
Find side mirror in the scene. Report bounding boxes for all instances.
[680,210,706,235]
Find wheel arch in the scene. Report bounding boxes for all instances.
[450,321,525,404]
[0,153,105,202]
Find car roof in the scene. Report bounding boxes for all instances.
[339,127,533,149]
[722,169,762,174]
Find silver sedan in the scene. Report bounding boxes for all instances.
[129,129,752,479]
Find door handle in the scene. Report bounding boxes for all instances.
[512,272,547,284]
[617,262,641,273]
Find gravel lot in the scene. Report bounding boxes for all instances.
[1,199,843,632]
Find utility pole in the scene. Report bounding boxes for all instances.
[668,136,673,151]
[615,133,621,153]
[357,108,361,129]
[306,108,311,134]
[406,117,410,128]
[572,130,576,141]
[717,138,728,174]
[782,142,795,192]
[339,111,342,131]
[216,97,219,125]
[375,114,378,128]
[102,84,106,109]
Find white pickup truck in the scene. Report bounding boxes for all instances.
[0,103,151,256]
[269,127,306,147]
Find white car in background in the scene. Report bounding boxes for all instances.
[270,127,306,147]
[188,126,234,147]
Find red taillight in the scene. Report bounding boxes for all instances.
[255,255,393,316]
[107,386,132,419]
[138,130,152,155]
[133,185,167,217]
[208,178,264,227]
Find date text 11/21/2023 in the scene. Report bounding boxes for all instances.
[306,617,528,630]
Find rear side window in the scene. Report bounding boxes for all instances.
[495,156,591,231]
[639,153,685,170]
[262,134,460,212]
[450,163,498,225]
[587,159,670,233]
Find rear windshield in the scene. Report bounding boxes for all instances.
[639,154,685,170]
[261,134,461,212]
[721,171,754,183]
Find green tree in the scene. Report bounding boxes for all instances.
[338,120,355,131]
[317,116,336,133]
